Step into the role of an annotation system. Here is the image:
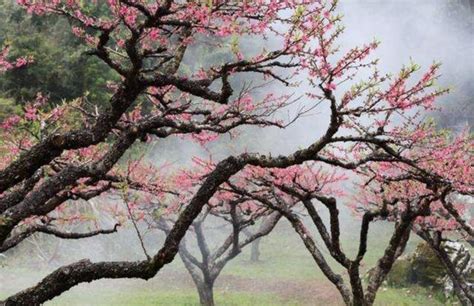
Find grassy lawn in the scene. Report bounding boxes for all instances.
[42,287,444,306]
[375,287,451,306]
[47,289,293,306]
[1,219,454,305]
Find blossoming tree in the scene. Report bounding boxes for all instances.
[226,126,472,306]
[356,126,473,304]
[105,157,281,306]
[144,157,281,306]
[0,1,471,305]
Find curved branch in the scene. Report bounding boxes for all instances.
[1,155,246,305]
[441,197,474,237]
[0,224,119,253]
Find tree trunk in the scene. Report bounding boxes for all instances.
[430,243,473,305]
[197,280,215,306]
[418,231,474,305]
[348,264,367,306]
[250,237,261,262]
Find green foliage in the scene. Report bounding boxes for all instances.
[380,243,447,289]
[376,286,448,306]
[0,2,117,106]
[385,259,412,288]
[408,243,445,288]
[0,98,21,121]
[382,242,465,305]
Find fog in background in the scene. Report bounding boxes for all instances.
[1,0,472,302]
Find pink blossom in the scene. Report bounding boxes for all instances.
[191,131,219,145]
[149,29,160,41]
[24,106,37,121]
[15,57,28,68]
[235,95,255,112]
[1,115,21,130]
[325,83,336,91]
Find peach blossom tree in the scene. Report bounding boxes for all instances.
[0,1,471,305]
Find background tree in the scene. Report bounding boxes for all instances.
[156,206,280,306]
[97,156,282,306]
[225,125,472,306]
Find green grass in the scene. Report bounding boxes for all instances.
[224,219,422,281]
[42,287,447,306]
[375,287,452,306]
[224,229,327,280]
[1,220,449,305]
[46,288,297,306]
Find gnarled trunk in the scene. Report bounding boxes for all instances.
[196,280,215,306]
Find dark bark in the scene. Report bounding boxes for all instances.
[0,107,437,306]
[0,131,138,245]
[0,18,418,301]
[0,224,119,253]
[348,263,366,306]
[1,156,246,305]
[283,211,353,305]
[440,198,474,237]
[364,217,413,305]
[0,83,143,194]
[1,259,155,306]
[302,198,350,267]
[0,3,386,305]
[0,169,43,214]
